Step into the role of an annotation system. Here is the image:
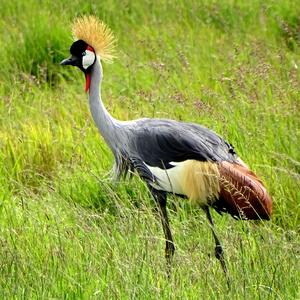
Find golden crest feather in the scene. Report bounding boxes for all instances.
[72,15,116,62]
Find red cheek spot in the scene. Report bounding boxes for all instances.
[86,45,94,52]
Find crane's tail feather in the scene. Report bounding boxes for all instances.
[214,161,272,220]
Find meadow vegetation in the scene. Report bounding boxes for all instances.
[0,0,299,298]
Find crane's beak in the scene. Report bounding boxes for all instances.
[60,56,80,66]
[60,55,91,93]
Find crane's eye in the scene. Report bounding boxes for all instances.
[82,51,86,56]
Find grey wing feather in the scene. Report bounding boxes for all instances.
[127,118,237,169]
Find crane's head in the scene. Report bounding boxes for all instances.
[61,40,96,92]
[61,16,116,92]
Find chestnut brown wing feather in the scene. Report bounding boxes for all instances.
[215,162,272,220]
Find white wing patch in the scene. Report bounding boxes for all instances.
[146,160,220,205]
[146,161,186,195]
[82,50,95,70]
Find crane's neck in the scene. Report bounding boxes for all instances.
[88,58,120,152]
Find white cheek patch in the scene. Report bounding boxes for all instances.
[82,50,95,70]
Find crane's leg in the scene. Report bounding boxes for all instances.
[149,188,175,275]
[204,206,230,287]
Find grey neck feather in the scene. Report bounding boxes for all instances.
[88,58,122,154]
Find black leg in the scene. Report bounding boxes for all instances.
[149,187,175,274]
[204,206,230,287]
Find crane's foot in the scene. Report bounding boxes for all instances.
[215,244,230,289]
[204,206,231,288]
[165,242,175,278]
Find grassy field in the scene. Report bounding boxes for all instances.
[0,0,299,298]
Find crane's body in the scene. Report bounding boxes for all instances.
[61,16,272,282]
[83,56,272,221]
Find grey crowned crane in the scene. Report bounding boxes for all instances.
[61,16,272,280]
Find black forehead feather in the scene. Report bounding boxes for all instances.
[70,40,88,56]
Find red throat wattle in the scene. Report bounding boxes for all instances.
[85,46,94,92]
[85,73,91,92]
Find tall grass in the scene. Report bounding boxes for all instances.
[0,0,299,298]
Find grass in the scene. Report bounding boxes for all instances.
[0,0,299,298]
